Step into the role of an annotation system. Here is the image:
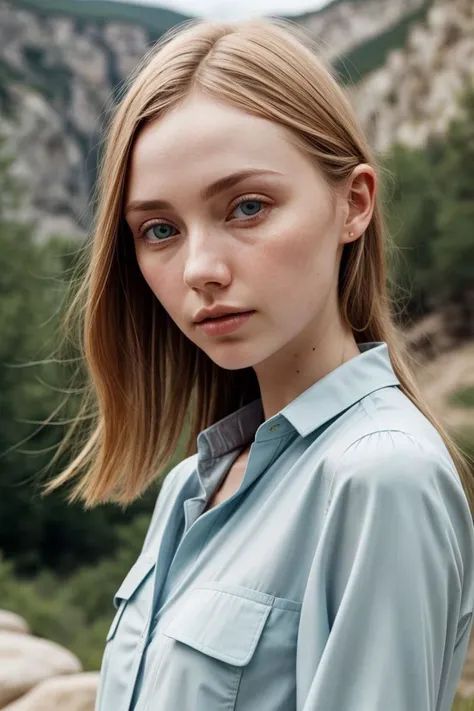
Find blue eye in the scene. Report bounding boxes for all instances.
[233,199,263,218]
[143,223,177,242]
[138,196,268,247]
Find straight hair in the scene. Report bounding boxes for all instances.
[44,17,474,519]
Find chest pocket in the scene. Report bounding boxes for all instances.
[96,555,157,711]
[106,554,156,642]
[146,582,298,711]
[164,583,272,664]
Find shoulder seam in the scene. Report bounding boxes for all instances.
[322,428,430,519]
[339,427,421,464]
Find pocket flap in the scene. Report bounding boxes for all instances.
[162,585,272,666]
[113,555,155,609]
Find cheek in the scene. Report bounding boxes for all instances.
[136,252,178,311]
[255,213,336,295]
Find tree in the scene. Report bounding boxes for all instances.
[382,81,474,323]
[0,137,161,576]
[430,84,474,303]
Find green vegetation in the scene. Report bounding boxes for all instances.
[448,386,474,410]
[380,84,474,325]
[452,694,474,710]
[0,516,149,670]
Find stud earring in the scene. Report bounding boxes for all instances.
[349,232,354,238]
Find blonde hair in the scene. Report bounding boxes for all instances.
[44,17,474,517]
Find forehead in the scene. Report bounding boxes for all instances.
[132,92,289,160]
[125,92,312,199]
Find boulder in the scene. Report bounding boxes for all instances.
[0,612,30,636]
[0,631,82,707]
[1,672,99,711]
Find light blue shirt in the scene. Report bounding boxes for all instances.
[95,341,474,711]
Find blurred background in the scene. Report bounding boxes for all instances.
[0,0,473,708]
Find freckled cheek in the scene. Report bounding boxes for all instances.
[136,256,181,314]
[254,220,337,326]
[256,224,320,292]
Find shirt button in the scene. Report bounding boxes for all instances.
[269,424,280,432]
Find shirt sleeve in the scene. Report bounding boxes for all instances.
[296,429,474,711]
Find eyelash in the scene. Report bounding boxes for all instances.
[137,194,271,247]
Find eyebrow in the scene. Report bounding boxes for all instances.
[124,168,283,215]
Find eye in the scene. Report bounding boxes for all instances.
[137,195,269,247]
[230,197,265,220]
[139,222,178,244]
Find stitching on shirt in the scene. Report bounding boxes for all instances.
[194,583,302,612]
[172,603,270,665]
[195,584,275,607]
[229,666,245,711]
[322,427,427,520]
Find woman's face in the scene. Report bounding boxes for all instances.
[125,90,364,372]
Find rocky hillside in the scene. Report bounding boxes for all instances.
[0,0,472,239]
[295,0,430,64]
[348,0,474,152]
[0,0,189,239]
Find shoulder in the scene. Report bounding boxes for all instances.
[323,428,474,606]
[335,429,456,484]
[160,452,199,496]
[325,429,466,524]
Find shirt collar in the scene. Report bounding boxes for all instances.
[197,341,400,459]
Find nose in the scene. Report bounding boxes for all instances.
[182,228,232,291]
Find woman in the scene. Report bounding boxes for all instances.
[46,16,474,711]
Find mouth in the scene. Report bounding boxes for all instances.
[195,310,256,334]
[201,311,252,323]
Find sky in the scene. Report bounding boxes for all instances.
[106,0,332,20]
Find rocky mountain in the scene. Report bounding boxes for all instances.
[348,0,474,152]
[295,0,429,63]
[0,0,471,240]
[0,0,189,239]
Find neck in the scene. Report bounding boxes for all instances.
[253,317,359,422]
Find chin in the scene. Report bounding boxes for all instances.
[205,351,257,371]
[203,340,274,371]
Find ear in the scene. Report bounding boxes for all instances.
[340,164,376,245]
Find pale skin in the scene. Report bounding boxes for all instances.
[124,89,376,511]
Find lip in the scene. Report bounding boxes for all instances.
[195,310,255,336]
[193,304,254,323]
